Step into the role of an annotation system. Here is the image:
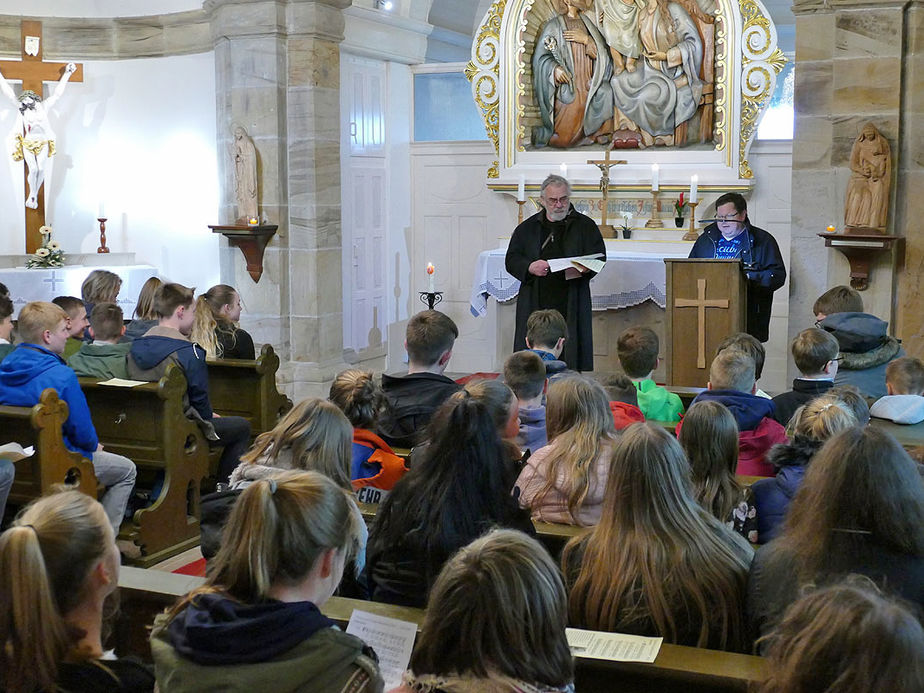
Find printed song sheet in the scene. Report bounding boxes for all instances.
[566,628,662,663]
[346,609,417,689]
[547,253,606,274]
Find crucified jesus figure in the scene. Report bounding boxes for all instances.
[0,61,76,209]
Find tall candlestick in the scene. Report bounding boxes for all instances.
[651,164,660,192]
[689,175,698,204]
[517,175,525,202]
[427,263,435,293]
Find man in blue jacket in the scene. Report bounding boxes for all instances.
[127,283,250,483]
[689,192,787,343]
[0,302,136,532]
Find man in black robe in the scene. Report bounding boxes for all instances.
[505,174,605,371]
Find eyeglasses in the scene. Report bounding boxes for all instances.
[543,195,570,206]
[716,213,743,221]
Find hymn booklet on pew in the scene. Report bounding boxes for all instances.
[547,253,606,274]
[346,610,417,690]
[0,442,34,461]
[566,628,662,663]
[97,378,149,387]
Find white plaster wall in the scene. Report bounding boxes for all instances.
[0,53,219,288]
[2,1,201,18]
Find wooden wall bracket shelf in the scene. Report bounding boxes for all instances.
[818,230,903,291]
[209,224,277,283]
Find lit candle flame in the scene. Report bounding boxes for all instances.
[427,263,434,275]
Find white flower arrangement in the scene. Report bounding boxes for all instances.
[27,225,66,268]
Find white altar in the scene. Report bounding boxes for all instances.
[0,261,158,318]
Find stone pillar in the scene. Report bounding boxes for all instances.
[789,0,918,369]
[209,0,350,399]
[896,1,924,358]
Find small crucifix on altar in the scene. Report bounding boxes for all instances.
[586,149,626,237]
[0,20,83,253]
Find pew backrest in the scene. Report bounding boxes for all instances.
[207,343,293,438]
[0,387,97,504]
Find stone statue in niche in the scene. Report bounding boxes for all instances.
[844,123,891,232]
[528,0,714,149]
[532,0,614,148]
[232,125,258,223]
[0,61,77,209]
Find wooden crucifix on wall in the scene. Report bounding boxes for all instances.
[0,20,83,253]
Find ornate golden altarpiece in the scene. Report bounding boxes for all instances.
[466,0,786,201]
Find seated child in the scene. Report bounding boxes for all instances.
[525,309,570,378]
[716,333,771,399]
[771,327,840,426]
[190,284,256,359]
[616,326,683,422]
[80,269,122,320]
[688,348,787,476]
[124,276,162,341]
[378,310,461,448]
[51,295,88,359]
[870,356,924,425]
[516,376,618,526]
[814,285,905,399]
[0,292,14,361]
[67,302,131,379]
[503,350,548,452]
[602,373,644,430]
[0,302,136,533]
[329,368,407,505]
[128,283,251,483]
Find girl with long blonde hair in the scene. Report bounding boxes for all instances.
[679,400,758,543]
[515,376,618,525]
[152,470,383,692]
[125,276,162,340]
[0,490,155,692]
[564,423,753,651]
[190,284,255,359]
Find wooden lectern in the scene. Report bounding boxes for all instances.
[664,259,747,388]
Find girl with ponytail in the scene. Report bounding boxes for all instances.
[189,284,255,359]
[0,490,154,692]
[152,470,382,692]
[367,391,534,607]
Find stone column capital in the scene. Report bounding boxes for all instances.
[208,0,348,43]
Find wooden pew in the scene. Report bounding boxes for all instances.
[0,388,97,505]
[206,343,293,438]
[666,386,706,409]
[79,365,209,567]
[116,566,766,692]
[870,417,924,452]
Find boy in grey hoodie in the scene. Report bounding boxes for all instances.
[870,357,924,425]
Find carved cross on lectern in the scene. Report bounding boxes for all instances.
[674,278,729,369]
[0,21,84,253]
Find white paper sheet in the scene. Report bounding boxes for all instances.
[566,628,663,663]
[97,378,149,387]
[547,253,605,274]
[0,443,34,461]
[346,609,418,690]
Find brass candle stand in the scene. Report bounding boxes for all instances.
[645,190,664,228]
[682,201,700,241]
[517,200,526,224]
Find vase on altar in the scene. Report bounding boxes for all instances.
[675,217,685,228]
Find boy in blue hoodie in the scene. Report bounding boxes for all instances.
[503,350,548,453]
[0,301,136,532]
[617,326,683,422]
[127,283,251,483]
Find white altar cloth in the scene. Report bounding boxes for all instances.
[0,265,158,318]
[470,248,688,317]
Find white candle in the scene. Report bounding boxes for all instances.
[98,201,106,219]
[690,175,698,204]
[517,175,526,202]
[651,164,659,192]
[427,263,435,293]
[559,163,568,179]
